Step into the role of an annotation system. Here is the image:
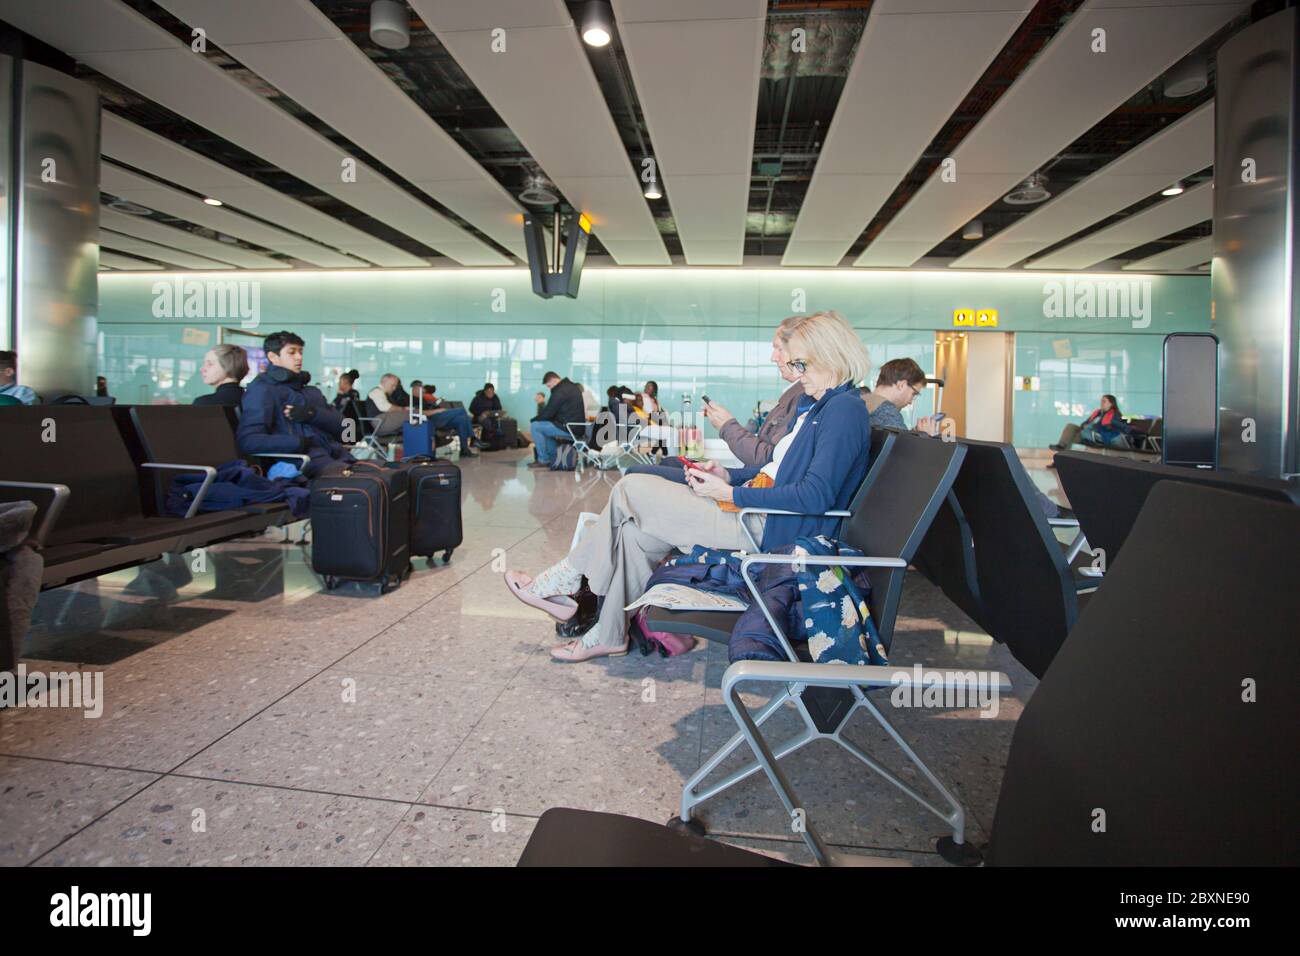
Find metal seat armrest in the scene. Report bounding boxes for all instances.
[1047,517,1080,528]
[721,659,1011,696]
[142,462,218,519]
[0,480,71,547]
[736,506,853,551]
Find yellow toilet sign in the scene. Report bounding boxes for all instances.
[953,308,999,328]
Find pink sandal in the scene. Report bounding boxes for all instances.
[504,571,578,623]
[550,638,629,663]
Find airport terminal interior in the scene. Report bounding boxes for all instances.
[0,0,1297,875]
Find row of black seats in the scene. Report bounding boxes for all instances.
[0,405,301,590]
[521,474,1300,866]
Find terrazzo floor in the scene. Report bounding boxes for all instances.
[0,448,1068,867]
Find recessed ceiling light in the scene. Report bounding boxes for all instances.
[580,1,613,47]
[1161,183,1185,197]
[203,197,223,206]
[962,219,984,240]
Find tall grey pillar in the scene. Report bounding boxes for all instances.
[1213,8,1300,479]
[0,54,99,400]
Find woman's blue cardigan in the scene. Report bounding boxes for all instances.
[727,381,871,551]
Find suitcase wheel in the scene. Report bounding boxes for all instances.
[442,548,454,564]
[323,575,339,591]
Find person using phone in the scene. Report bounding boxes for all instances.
[625,315,814,485]
[502,311,874,663]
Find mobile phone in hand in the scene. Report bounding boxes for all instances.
[677,455,706,470]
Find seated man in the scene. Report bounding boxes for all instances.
[0,350,38,405]
[530,371,586,468]
[236,330,353,478]
[470,382,504,441]
[420,383,478,458]
[860,357,942,434]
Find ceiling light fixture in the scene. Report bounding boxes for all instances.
[580,1,613,48]
[1161,183,1185,197]
[370,0,410,51]
[203,197,223,206]
[1003,172,1051,205]
[1164,54,1208,98]
[643,175,662,200]
[962,219,984,240]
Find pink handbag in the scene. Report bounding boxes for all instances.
[633,607,697,657]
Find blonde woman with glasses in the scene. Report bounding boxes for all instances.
[504,310,874,663]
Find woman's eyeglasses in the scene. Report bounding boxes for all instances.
[785,359,810,374]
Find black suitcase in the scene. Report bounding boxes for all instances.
[397,458,463,564]
[485,414,517,451]
[310,462,410,592]
[495,416,518,450]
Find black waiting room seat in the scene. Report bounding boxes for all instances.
[1053,449,1300,569]
[519,481,1300,866]
[119,404,301,522]
[645,429,992,864]
[912,437,1086,679]
[0,406,290,590]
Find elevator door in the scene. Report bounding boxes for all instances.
[934,331,1014,442]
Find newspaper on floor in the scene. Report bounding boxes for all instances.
[624,584,746,613]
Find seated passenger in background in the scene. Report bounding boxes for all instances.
[332,369,361,411]
[0,350,37,405]
[470,382,502,421]
[237,330,352,478]
[624,314,811,484]
[369,374,410,436]
[470,382,504,446]
[530,371,586,468]
[504,310,874,663]
[1051,394,1130,451]
[860,357,942,434]
[193,344,249,407]
[420,382,478,458]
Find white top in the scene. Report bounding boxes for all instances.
[761,411,808,481]
[368,386,391,412]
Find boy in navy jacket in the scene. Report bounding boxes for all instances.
[236,331,353,478]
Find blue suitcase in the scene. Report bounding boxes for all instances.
[401,389,435,457]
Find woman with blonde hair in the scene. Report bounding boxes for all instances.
[193,343,249,407]
[504,310,874,662]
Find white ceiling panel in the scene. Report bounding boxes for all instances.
[99,230,236,270]
[953,102,1215,268]
[783,0,1035,267]
[0,0,510,266]
[613,0,765,265]
[1027,181,1213,269]
[154,0,528,260]
[100,208,290,269]
[415,0,670,265]
[101,114,414,267]
[1122,236,1214,272]
[99,251,160,270]
[101,162,363,268]
[855,0,1248,268]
